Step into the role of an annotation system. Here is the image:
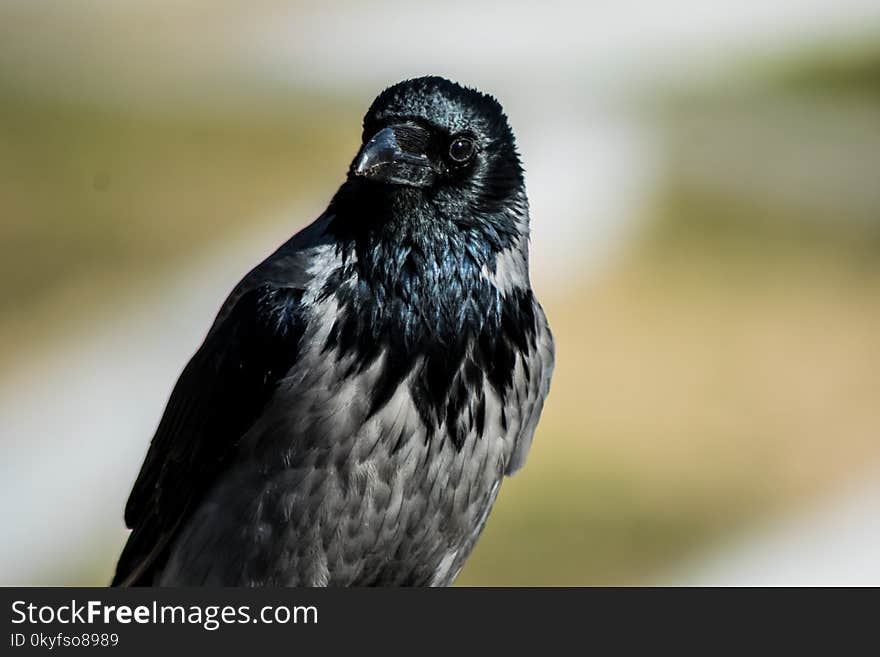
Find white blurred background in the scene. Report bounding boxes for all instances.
[2,0,880,585]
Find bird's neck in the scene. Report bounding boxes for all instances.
[321,183,536,444]
[327,182,525,344]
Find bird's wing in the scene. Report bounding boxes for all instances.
[505,300,554,475]
[112,266,314,586]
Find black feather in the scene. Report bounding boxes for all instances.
[113,284,306,585]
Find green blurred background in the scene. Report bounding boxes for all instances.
[2,0,880,585]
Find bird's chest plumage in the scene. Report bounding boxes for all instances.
[257,268,515,585]
[161,260,523,586]
[203,344,509,586]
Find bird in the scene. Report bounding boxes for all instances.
[112,76,554,587]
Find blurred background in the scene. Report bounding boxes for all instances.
[2,0,880,586]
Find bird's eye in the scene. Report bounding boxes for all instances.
[448,136,475,164]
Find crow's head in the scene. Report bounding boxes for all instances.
[348,77,525,224]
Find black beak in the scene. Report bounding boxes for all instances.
[352,125,436,188]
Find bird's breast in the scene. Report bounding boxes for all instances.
[225,312,513,584]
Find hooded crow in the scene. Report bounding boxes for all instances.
[112,76,554,587]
